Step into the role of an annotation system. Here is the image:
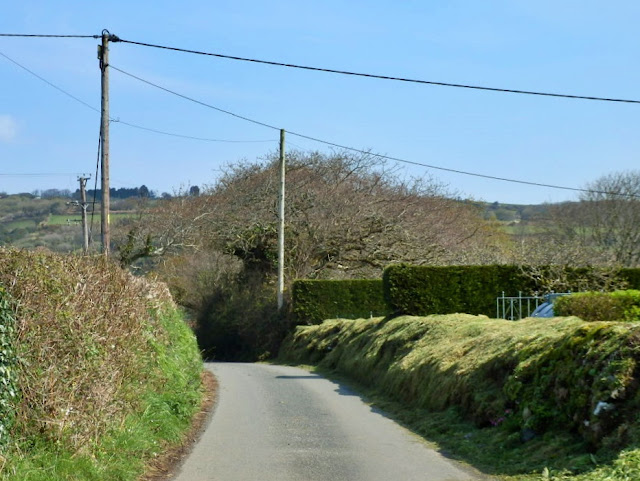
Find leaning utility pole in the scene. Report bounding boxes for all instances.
[98,30,110,254]
[78,175,90,253]
[277,129,286,310]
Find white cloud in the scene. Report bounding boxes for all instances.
[0,115,18,142]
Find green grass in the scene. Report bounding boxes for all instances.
[4,220,36,230]
[1,308,203,481]
[280,315,640,480]
[47,213,134,225]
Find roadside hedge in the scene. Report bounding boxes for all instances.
[292,279,389,324]
[555,290,640,322]
[383,264,534,317]
[290,266,640,324]
[383,265,640,318]
[0,287,18,448]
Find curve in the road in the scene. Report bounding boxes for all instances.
[174,362,492,481]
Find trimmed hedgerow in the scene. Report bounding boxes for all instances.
[292,279,389,324]
[290,266,640,324]
[555,290,640,322]
[383,264,534,317]
[383,265,640,318]
[0,287,18,448]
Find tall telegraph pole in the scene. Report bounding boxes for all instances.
[98,30,111,254]
[277,129,286,310]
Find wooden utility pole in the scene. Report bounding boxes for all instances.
[277,129,286,310]
[78,176,90,253]
[98,30,110,254]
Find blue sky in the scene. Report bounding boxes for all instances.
[1,1,639,204]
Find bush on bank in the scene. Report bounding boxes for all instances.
[555,290,640,322]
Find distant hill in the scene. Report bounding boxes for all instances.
[0,193,145,252]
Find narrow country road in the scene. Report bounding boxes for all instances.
[173,363,492,481]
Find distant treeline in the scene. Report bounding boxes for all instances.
[23,185,201,200]
[82,185,154,200]
[27,186,157,200]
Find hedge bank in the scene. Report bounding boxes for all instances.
[0,248,203,481]
[280,315,640,477]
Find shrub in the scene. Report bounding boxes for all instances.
[620,268,640,290]
[292,279,389,324]
[555,290,640,322]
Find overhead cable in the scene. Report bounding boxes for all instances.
[0,50,100,112]
[0,33,99,38]
[3,32,639,104]
[112,120,273,143]
[114,37,640,105]
[0,173,84,176]
[108,64,640,199]
[110,65,280,131]
[0,50,271,143]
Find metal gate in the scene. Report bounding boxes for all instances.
[496,291,545,320]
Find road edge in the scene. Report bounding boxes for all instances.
[140,367,219,481]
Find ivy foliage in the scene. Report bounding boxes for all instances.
[0,287,18,447]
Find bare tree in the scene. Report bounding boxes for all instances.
[546,171,640,268]
[115,150,502,279]
[580,170,640,267]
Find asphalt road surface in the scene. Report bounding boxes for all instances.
[173,363,491,481]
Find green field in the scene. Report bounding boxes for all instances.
[5,219,38,230]
[47,213,134,225]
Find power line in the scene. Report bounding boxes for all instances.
[110,64,280,131]
[114,37,640,105]
[284,133,640,199]
[108,64,640,199]
[112,120,273,143]
[0,50,100,112]
[0,33,99,38]
[0,50,272,144]
[0,173,85,177]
